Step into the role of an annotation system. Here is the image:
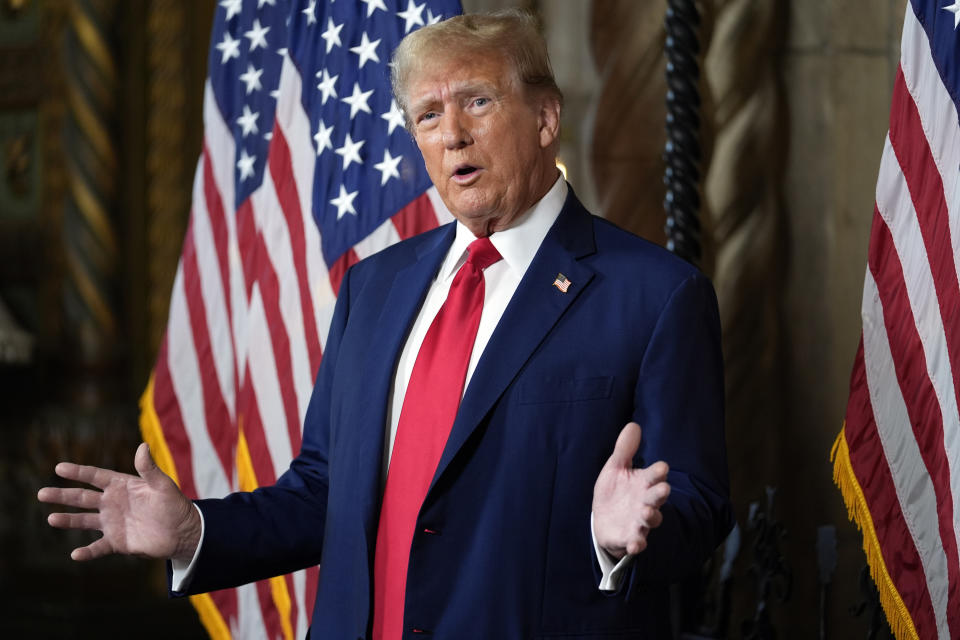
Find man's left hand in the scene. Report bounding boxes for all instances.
[592,422,670,559]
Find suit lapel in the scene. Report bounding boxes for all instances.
[352,224,456,546]
[430,193,598,490]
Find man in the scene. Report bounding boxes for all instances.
[39,11,731,639]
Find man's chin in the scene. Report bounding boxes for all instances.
[450,207,503,237]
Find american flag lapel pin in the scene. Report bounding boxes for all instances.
[553,273,571,293]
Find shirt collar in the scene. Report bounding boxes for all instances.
[439,176,568,281]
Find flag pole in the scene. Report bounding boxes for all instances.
[663,0,703,266]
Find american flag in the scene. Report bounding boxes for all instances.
[832,1,960,638]
[552,273,570,293]
[138,0,461,638]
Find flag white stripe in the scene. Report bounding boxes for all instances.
[233,582,268,638]
[205,81,238,220]
[293,569,308,640]
[900,6,960,290]
[876,133,960,567]
[275,57,337,351]
[192,160,237,421]
[353,217,402,260]
[862,267,952,640]
[252,171,314,426]
[204,81,249,386]
[167,265,231,498]
[246,286,296,473]
[899,5,960,563]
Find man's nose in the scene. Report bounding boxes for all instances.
[441,113,473,149]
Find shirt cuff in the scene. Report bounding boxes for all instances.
[170,503,205,592]
[590,511,635,592]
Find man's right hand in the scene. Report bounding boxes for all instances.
[37,442,201,563]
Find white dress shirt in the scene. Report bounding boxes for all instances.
[384,177,567,473]
[173,176,632,592]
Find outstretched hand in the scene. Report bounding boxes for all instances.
[592,422,671,559]
[37,442,201,563]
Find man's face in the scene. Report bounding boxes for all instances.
[405,53,561,236]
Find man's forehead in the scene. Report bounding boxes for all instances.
[408,58,514,103]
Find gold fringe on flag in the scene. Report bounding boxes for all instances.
[831,426,919,640]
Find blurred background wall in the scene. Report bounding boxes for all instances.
[0,0,904,636]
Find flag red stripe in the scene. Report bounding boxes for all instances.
[237,368,288,634]
[239,365,280,487]
[237,199,258,301]
[201,147,241,405]
[182,220,236,480]
[845,340,939,638]
[867,210,960,636]
[202,147,234,325]
[269,127,323,378]
[390,192,440,240]
[254,230,304,456]
[255,578,284,639]
[305,565,319,625]
[890,68,960,414]
[152,336,198,499]
[887,74,960,634]
[328,248,360,297]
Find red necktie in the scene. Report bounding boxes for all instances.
[372,237,502,640]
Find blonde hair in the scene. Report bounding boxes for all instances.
[391,9,563,124]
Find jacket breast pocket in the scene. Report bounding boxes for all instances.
[517,376,614,405]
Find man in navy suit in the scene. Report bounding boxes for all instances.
[40,10,731,639]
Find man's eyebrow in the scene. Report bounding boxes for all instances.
[409,82,500,114]
[451,82,498,97]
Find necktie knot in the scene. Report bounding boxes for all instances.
[466,236,502,272]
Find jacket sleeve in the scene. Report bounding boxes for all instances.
[615,271,733,590]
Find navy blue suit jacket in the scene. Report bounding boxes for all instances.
[180,189,732,639]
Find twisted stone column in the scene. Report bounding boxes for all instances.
[704,0,789,496]
[61,0,119,397]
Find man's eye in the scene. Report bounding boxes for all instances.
[473,97,489,107]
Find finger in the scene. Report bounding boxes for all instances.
[37,487,102,510]
[134,442,167,488]
[72,537,114,562]
[604,422,642,471]
[48,511,100,531]
[54,461,122,490]
[638,504,664,529]
[626,528,649,555]
[646,507,664,529]
[641,460,669,484]
[641,481,671,507]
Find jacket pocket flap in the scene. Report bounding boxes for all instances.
[518,376,614,404]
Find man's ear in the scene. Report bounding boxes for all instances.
[538,96,561,149]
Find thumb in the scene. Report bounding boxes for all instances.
[604,422,642,471]
[134,442,164,485]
